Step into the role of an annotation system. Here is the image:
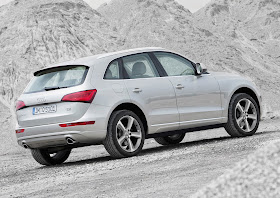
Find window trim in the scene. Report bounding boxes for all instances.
[151,51,197,77]
[120,58,130,79]
[148,52,168,77]
[103,51,198,80]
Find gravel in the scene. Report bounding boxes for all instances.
[192,133,280,198]
[1,119,280,197]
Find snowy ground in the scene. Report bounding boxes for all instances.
[1,118,280,198]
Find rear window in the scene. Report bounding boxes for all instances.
[24,65,89,93]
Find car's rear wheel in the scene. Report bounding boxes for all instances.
[31,148,71,166]
[225,93,260,137]
[154,133,185,145]
[103,110,145,158]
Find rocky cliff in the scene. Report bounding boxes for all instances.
[195,0,280,112]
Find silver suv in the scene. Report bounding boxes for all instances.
[15,47,262,166]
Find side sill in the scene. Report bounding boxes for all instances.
[146,124,225,139]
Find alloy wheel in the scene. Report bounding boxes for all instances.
[235,98,258,132]
[116,115,142,152]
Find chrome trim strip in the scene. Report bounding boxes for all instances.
[17,131,81,140]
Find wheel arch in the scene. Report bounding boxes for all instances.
[231,87,260,111]
[110,103,148,134]
[224,87,261,137]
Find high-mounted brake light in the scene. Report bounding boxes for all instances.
[61,90,97,103]
[16,101,26,111]
[59,121,95,128]
[16,129,25,133]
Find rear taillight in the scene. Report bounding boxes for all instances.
[16,129,24,133]
[59,121,95,128]
[16,101,26,111]
[61,90,97,103]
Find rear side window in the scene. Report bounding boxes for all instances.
[122,53,159,79]
[25,66,88,93]
[104,61,120,79]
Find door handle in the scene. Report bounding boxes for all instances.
[133,88,142,93]
[175,84,184,89]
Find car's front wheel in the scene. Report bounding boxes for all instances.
[225,93,260,137]
[103,110,145,158]
[31,148,71,166]
[154,133,185,145]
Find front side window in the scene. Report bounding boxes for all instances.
[104,60,120,79]
[25,65,88,93]
[122,53,159,79]
[154,52,195,76]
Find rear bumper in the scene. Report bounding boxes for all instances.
[15,103,112,149]
[16,123,107,149]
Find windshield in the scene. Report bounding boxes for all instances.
[25,65,89,93]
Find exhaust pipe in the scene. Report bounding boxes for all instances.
[66,137,76,145]
[22,143,29,149]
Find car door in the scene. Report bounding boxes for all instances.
[121,53,179,134]
[153,52,223,129]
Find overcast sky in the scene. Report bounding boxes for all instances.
[0,0,211,12]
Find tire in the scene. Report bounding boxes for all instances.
[103,110,145,158]
[154,133,185,145]
[31,148,71,166]
[224,93,260,137]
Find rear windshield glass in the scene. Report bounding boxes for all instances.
[24,65,89,93]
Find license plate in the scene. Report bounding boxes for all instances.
[33,105,57,115]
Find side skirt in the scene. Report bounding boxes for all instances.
[146,124,224,139]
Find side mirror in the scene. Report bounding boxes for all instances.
[195,63,208,75]
[195,63,203,75]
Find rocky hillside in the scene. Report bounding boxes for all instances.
[195,0,280,112]
[99,0,194,51]
[195,0,280,73]
[98,0,225,65]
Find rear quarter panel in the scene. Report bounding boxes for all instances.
[87,58,133,132]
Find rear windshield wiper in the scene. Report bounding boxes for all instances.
[44,86,67,91]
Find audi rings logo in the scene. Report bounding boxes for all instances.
[37,98,46,103]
